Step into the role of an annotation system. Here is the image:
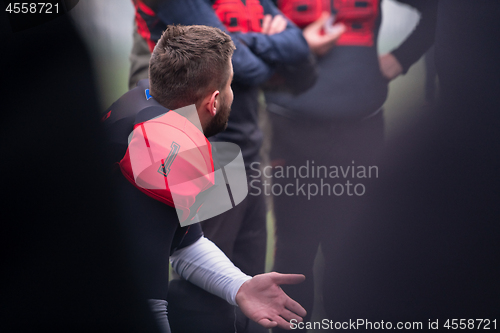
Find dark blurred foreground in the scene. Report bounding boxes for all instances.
[322,0,500,325]
[0,10,158,333]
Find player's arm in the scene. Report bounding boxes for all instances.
[240,0,319,94]
[170,236,306,330]
[236,0,311,65]
[155,0,275,86]
[380,0,438,80]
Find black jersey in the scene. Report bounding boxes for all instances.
[103,80,203,300]
[103,79,167,164]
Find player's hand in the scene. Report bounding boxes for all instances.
[262,14,288,35]
[303,12,346,57]
[379,53,403,80]
[235,272,307,330]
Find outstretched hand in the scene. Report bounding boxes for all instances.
[235,272,307,330]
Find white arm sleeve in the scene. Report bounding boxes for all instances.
[170,236,252,306]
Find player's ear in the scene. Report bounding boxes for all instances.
[207,90,219,117]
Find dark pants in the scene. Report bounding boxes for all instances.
[269,111,384,332]
[167,169,268,333]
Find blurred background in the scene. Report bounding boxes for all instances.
[71,0,434,140]
[70,2,436,331]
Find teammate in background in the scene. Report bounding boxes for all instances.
[128,1,314,331]
[104,25,307,333]
[264,1,437,331]
[319,0,500,326]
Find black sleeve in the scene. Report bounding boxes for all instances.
[170,223,203,255]
[236,0,311,66]
[390,0,438,74]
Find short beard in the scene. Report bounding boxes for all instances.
[204,95,231,138]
